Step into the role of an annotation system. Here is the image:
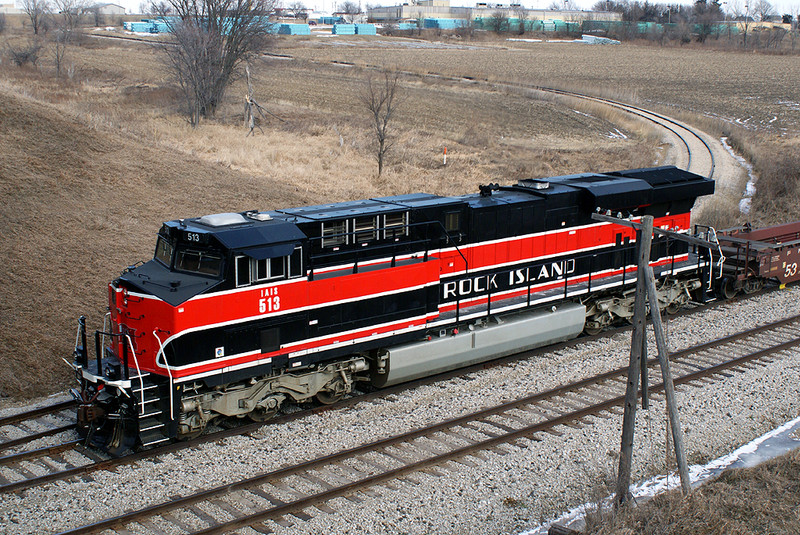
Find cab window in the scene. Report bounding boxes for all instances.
[155,237,174,268]
[175,249,223,277]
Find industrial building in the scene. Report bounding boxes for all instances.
[367,0,622,24]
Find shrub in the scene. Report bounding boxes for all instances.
[7,42,44,67]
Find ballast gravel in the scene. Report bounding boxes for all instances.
[1,288,800,535]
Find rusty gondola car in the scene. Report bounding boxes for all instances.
[714,221,800,298]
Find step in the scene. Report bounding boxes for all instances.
[139,417,166,433]
[139,428,170,448]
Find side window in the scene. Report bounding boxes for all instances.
[235,256,250,287]
[289,247,303,278]
[237,252,296,287]
[322,220,347,248]
[384,212,408,240]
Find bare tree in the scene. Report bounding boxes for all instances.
[53,27,69,76]
[0,13,7,34]
[513,6,528,34]
[730,0,753,46]
[155,0,276,126]
[340,0,361,23]
[287,0,306,18]
[22,0,51,35]
[87,5,105,26]
[753,0,775,20]
[360,71,402,177]
[53,0,88,35]
[488,10,509,33]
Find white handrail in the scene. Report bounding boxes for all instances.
[152,330,175,421]
[101,312,111,352]
[124,334,146,415]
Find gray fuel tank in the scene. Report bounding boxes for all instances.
[371,302,586,387]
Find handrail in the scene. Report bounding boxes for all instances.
[124,334,146,416]
[152,330,175,421]
[100,312,111,355]
[308,219,469,275]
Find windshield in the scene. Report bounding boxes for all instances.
[175,248,223,277]
[155,237,173,267]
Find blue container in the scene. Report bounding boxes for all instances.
[278,23,310,35]
[355,23,376,35]
[332,23,355,35]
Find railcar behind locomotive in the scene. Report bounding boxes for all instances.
[70,165,715,454]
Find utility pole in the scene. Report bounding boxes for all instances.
[613,215,652,506]
[589,213,708,504]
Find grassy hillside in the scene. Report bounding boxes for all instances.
[0,89,324,397]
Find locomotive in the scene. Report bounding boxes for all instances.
[70,165,714,454]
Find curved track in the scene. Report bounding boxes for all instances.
[535,86,716,179]
[57,313,800,535]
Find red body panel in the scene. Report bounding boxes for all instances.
[111,212,692,381]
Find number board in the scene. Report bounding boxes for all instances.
[183,230,209,245]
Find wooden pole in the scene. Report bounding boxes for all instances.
[614,216,653,506]
[644,264,692,495]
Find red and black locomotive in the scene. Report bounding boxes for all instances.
[71,166,715,453]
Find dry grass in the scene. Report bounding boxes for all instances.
[284,42,800,135]
[585,448,800,535]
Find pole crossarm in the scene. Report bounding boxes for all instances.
[590,212,718,250]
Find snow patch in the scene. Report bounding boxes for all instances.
[720,136,757,214]
[605,128,628,139]
[518,415,800,535]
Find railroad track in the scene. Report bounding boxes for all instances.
[0,399,77,455]
[533,86,716,179]
[0,287,777,495]
[56,313,800,535]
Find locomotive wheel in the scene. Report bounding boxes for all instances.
[722,278,738,300]
[316,377,347,405]
[249,406,279,422]
[249,394,283,422]
[583,322,604,336]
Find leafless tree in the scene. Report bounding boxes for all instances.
[513,6,528,34]
[0,13,7,34]
[154,0,276,126]
[53,0,88,35]
[287,1,306,18]
[360,70,403,177]
[753,0,775,20]
[53,27,69,76]
[340,0,361,22]
[488,10,509,33]
[730,0,753,46]
[22,0,51,35]
[87,5,105,26]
